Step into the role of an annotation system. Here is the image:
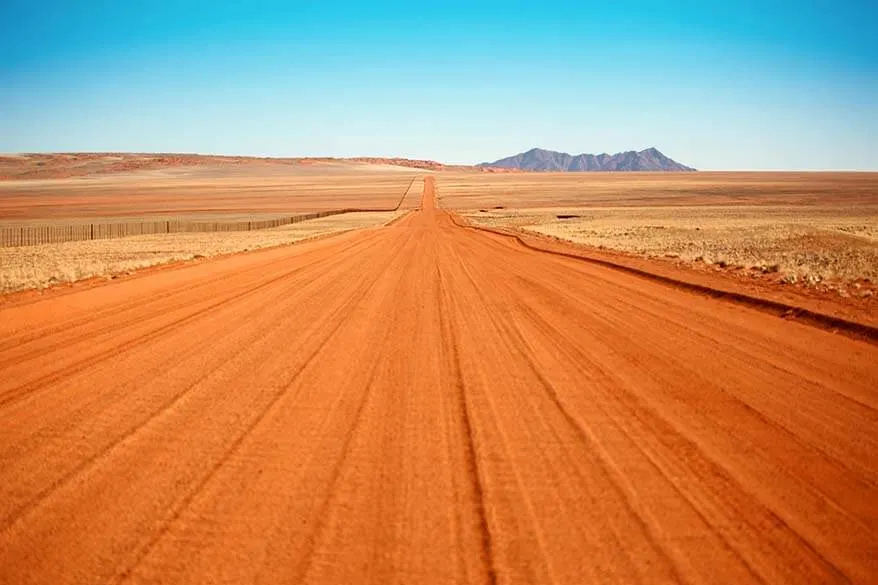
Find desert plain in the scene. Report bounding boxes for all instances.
[0,154,877,584]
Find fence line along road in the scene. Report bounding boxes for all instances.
[0,177,419,248]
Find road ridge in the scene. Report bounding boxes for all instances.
[448,213,878,345]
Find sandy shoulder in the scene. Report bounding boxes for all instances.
[0,211,404,293]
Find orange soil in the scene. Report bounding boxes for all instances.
[0,153,460,181]
[0,177,876,584]
[463,225,878,330]
[0,175,420,220]
[437,171,878,208]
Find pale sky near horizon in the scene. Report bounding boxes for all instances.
[1,1,876,170]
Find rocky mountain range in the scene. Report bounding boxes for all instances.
[480,147,695,172]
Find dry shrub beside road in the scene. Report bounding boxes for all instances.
[0,211,403,293]
[448,171,878,300]
[463,206,878,290]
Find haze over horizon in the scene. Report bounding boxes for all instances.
[2,1,876,171]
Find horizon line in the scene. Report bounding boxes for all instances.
[3,151,878,173]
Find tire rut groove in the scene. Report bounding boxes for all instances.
[505,282,858,582]
[108,274,378,585]
[435,259,499,585]
[289,229,417,583]
[500,250,878,483]
[0,229,388,363]
[0,250,369,528]
[0,235,386,409]
[112,225,413,584]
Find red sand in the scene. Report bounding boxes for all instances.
[1,177,876,584]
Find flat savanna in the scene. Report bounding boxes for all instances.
[441,171,878,321]
[0,161,420,292]
[2,174,877,585]
[1,165,876,584]
[2,165,876,321]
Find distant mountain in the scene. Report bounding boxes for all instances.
[480,147,696,172]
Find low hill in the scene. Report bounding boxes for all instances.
[0,153,459,181]
[480,147,696,172]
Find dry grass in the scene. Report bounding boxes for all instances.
[438,171,878,209]
[462,205,878,286]
[444,172,878,293]
[0,211,403,293]
[0,167,420,220]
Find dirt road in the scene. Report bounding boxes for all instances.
[1,177,876,584]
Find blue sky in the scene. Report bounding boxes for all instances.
[1,1,876,169]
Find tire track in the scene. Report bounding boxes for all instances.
[467,248,866,582]
[288,229,422,583]
[472,238,878,479]
[108,307,351,585]
[443,231,677,583]
[0,239,385,527]
[450,213,878,345]
[435,262,499,585]
[108,227,416,585]
[0,231,392,408]
[0,231,387,458]
[0,227,389,359]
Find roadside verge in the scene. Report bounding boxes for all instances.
[0,177,424,296]
[451,213,878,345]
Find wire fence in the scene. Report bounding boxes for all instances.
[0,177,419,248]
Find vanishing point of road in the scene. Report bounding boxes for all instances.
[1,177,876,584]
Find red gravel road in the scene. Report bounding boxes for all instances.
[1,177,876,584]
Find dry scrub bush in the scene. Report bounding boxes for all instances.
[465,206,878,284]
[0,211,402,293]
